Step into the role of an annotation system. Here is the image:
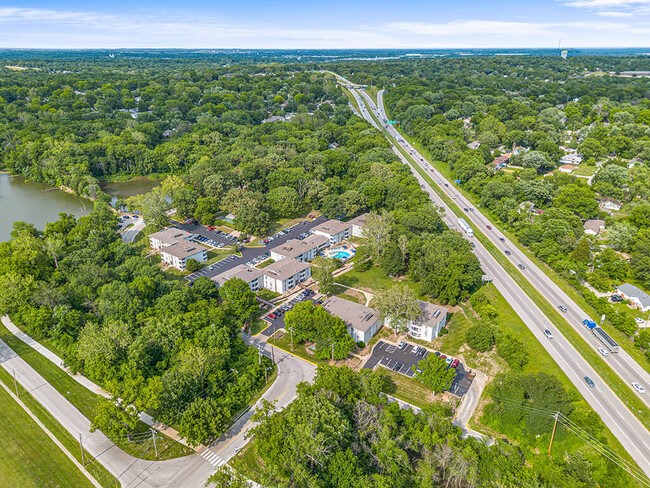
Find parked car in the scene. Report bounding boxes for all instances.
[611,294,623,302]
[451,358,459,368]
[393,363,403,372]
[544,329,554,339]
[445,356,453,364]
[635,317,645,324]
[632,382,645,394]
[398,341,407,350]
[505,250,511,256]
[268,313,277,319]
[584,376,595,388]
[558,305,567,313]
[207,227,215,231]
[123,215,130,219]
[411,346,420,354]
[518,264,526,270]
[597,347,609,357]
[440,354,447,361]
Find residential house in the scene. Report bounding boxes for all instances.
[262,258,312,294]
[312,219,352,245]
[149,227,208,270]
[322,296,382,344]
[559,165,574,173]
[560,154,583,165]
[385,300,448,342]
[467,141,481,150]
[599,197,622,212]
[616,283,650,312]
[348,213,369,238]
[584,219,606,236]
[269,235,329,262]
[212,264,264,292]
[225,213,236,224]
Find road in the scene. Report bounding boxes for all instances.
[121,217,145,243]
[371,87,650,406]
[0,329,315,487]
[338,77,650,479]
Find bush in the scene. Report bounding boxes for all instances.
[185,259,202,272]
[497,333,529,370]
[466,324,495,352]
[356,341,366,349]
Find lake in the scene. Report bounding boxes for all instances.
[100,178,160,206]
[0,173,92,242]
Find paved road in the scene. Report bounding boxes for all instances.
[364,340,473,397]
[121,217,145,243]
[340,79,650,478]
[185,216,327,283]
[371,87,650,406]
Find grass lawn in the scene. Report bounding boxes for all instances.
[381,369,447,411]
[332,285,364,304]
[0,321,193,461]
[267,333,327,365]
[0,382,96,488]
[205,248,234,265]
[342,87,361,114]
[573,165,598,176]
[256,258,275,269]
[336,266,420,298]
[229,442,266,485]
[249,319,270,336]
[257,289,281,301]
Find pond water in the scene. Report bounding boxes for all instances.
[0,173,92,242]
[99,178,160,207]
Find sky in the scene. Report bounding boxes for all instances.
[0,0,649,49]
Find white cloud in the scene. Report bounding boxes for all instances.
[596,10,635,15]
[386,20,556,37]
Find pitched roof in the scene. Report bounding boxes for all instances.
[270,237,323,259]
[322,296,380,332]
[347,213,369,228]
[149,228,190,245]
[312,219,352,236]
[212,264,264,286]
[415,300,448,328]
[617,283,650,307]
[583,219,605,234]
[160,242,206,259]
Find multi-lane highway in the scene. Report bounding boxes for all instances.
[336,76,650,479]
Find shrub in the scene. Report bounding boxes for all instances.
[185,259,202,272]
[356,341,366,349]
[466,324,496,352]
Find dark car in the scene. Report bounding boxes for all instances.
[393,363,403,372]
[505,250,512,256]
[584,376,595,388]
[518,264,526,270]
[470,242,475,248]
[499,237,505,242]
[611,294,623,302]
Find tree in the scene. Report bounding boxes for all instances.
[90,397,139,440]
[413,354,456,394]
[363,211,393,260]
[521,151,553,173]
[554,184,599,220]
[593,164,630,188]
[374,286,421,334]
[185,258,202,272]
[193,197,220,225]
[235,205,270,236]
[397,234,409,267]
[312,257,336,296]
[220,278,258,325]
[630,204,650,230]
[608,222,637,251]
[206,467,252,488]
[466,324,495,352]
[571,237,591,263]
[179,397,230,447]
[267,186,302,218]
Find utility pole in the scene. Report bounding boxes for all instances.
[13,369,18,397]
[271,344,275,365]
[231,369,238,382]
[79,433,86,465]
[290,327,294,351]
[548,412,559,456]
[331,343,335,365]
[151,429,158,457]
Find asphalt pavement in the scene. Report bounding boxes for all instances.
[185,216,327,283]
[342,80,650,477]
[364,340,473,397]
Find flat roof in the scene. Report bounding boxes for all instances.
[212,264,264,286]
[322,296,380,332]
[312,219,351,236]
[149,228,190,245]
[160,242,207,260]
[263,257,311,281]
[347,213,369,227]
[417,300,448,328]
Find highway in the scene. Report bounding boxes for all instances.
[336,76,650,480]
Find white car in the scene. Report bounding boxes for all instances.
[597,347,609,357]
[632,382,645,394]
[544,329,553,339]
[634,317,645,324]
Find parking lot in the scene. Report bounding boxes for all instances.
[185,215,327,284]
[174,221,238,248]
[258,291,321,338]
[364,340,473,397]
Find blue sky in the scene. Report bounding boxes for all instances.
[0,0,649,49]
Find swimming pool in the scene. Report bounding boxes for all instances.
[332,251,352,260]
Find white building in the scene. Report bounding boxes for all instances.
[322,296,382,344]
[212,264,264,292]
[386,300,448,342]
[312,219,352,245]
[348,213,369,238]
[560,154,583,165]
[584,219,606,236]
[262,258,312,294]
[269,235,329,262]
[617,283,650,312]
[599,197,622,212]
[159,243,207,270]
[149,227,208,270]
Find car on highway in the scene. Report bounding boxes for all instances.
[463,207,468,211]
[518,264,526,270]
[558,305,567,313]
[544,329,554,339]
[499,237,505,242]
[632,382,646,394]
[470,242,475,248]
[584,376,595,388]
[597,347,609,357]
[486,225,492,230]
[505,250,511,256]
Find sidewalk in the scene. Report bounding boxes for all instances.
[452,371,493,443]
[1,315,189,448]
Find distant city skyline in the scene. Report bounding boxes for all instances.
[1,0,650,49]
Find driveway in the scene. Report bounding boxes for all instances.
[185,216,327,284]
[258,292,320,339]
[364,340,473,397]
